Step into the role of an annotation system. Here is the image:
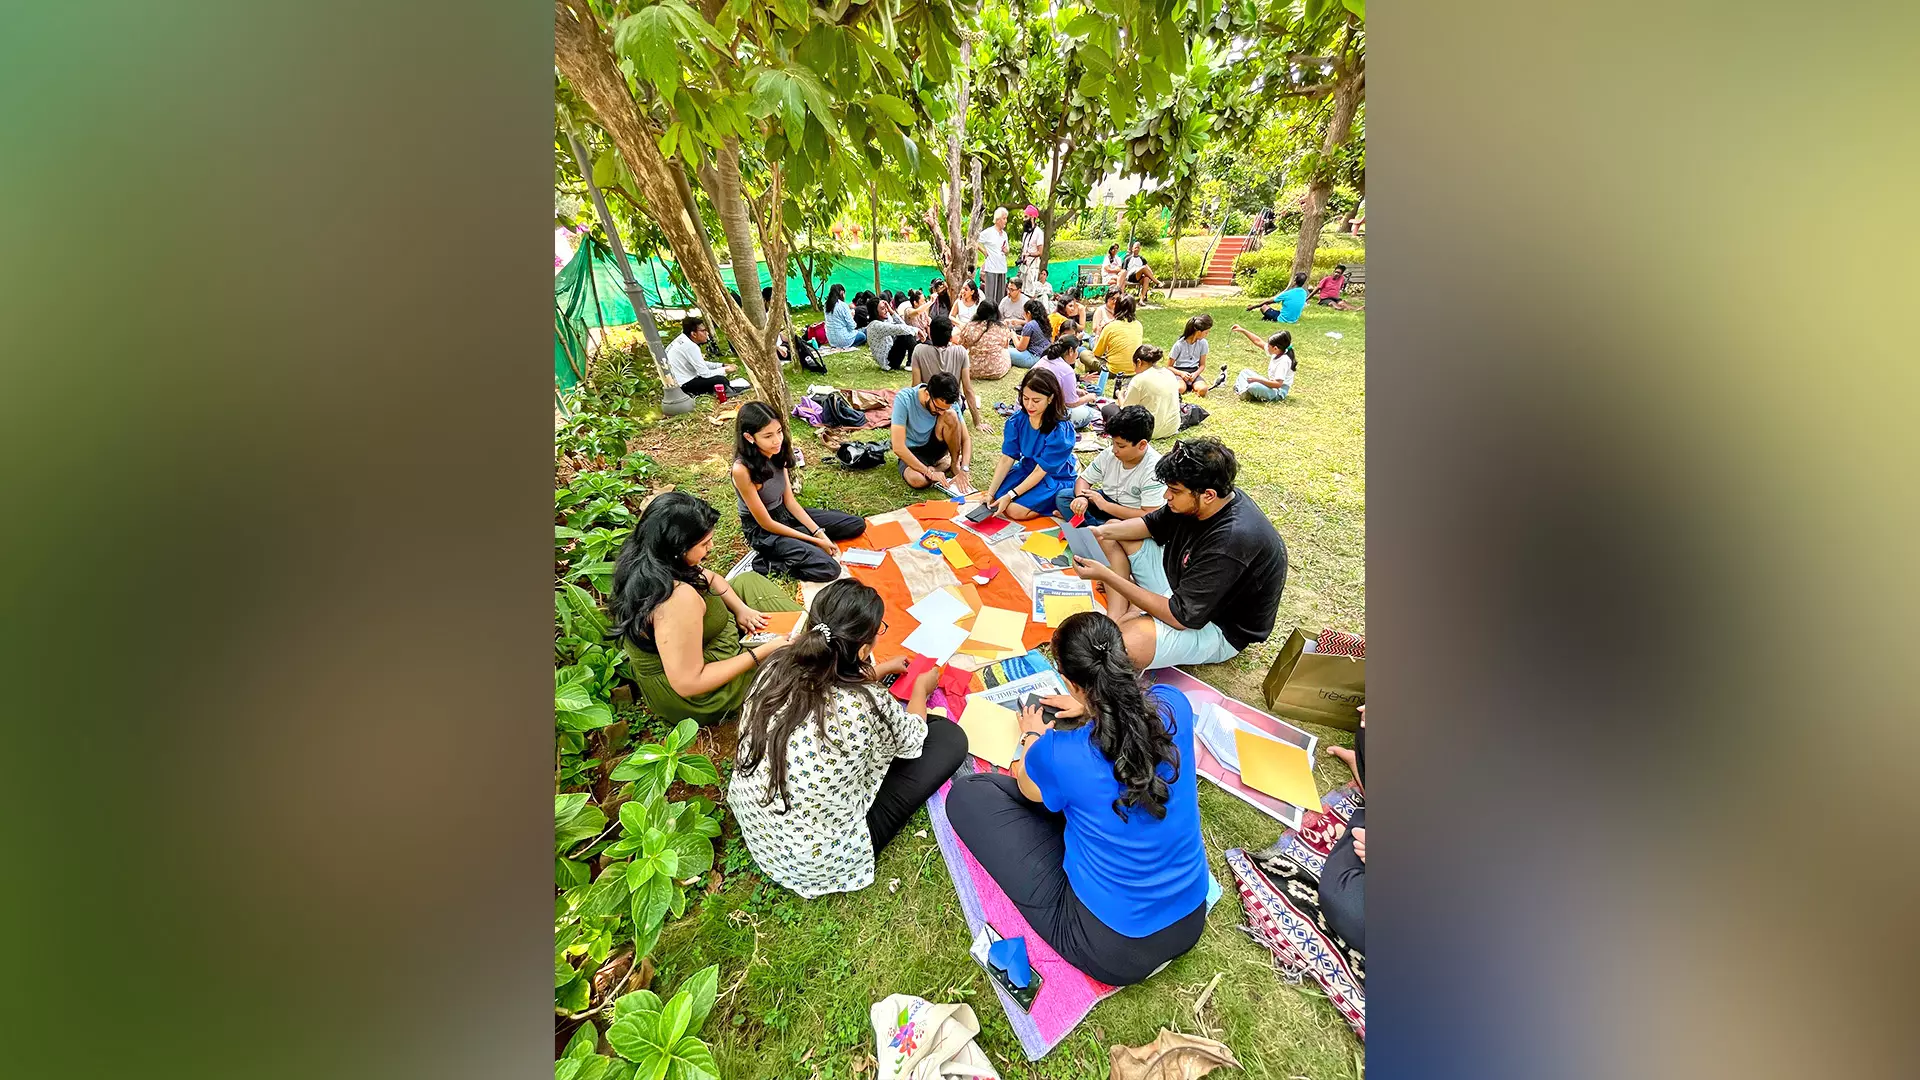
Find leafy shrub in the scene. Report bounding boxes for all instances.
[557,964,722,1080]
[1234,239,1366,296]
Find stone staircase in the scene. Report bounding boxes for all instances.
[1201,234,1249,287]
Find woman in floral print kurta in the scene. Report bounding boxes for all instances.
[727,580,968,898]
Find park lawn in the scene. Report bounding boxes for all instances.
[614,295,1366,1078]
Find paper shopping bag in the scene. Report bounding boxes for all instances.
[1261,627,1366,732]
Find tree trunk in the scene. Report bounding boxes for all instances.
[939,37,973,291]
[966,156,984,262]
[792,227,823,311]
[555,0,789,416]
[869,178,881,294]
[1290,54,1364,283]
[1344,171,1366,234]
[696,138,767,330]
[1037,84,1072,288]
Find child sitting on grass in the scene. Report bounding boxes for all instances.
[1168,313,1227,397]
[1228,325,1297,401]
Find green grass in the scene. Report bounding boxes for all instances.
[604,295,1365,1078]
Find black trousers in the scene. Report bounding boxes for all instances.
[742,506,866,582]
[945,772,1206,986]
[868,718,970,856]
[680,375,728,396]
[1318,725,1365,950]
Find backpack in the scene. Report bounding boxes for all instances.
[811,392,868,428]
[833,440,889,470]
[1179,402,1209,430]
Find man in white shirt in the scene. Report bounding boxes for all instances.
[976,206,1010,309]
[1122,240,1161,302]
[664,315,734,396]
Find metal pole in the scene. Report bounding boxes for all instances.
[569,133,693,416]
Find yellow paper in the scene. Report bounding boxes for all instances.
[940,538,973,569]
[1232,728,1322,809]
[1021,530,1068,559]
[966,606,1028,652]
[958,643,1021,661]
[956,697,1022,768]
[1042,594,1097,625]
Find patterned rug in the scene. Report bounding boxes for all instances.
[1225,783,1367,1040]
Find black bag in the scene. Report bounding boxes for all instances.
[812,392,868,428]
[833,440,889,470]
[1179,402,1209,430]
[797,336,827,374]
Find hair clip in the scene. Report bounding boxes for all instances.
[815,624,833,642]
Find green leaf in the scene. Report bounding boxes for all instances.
[557,856,591,888]
[666,1037,719,1080]
[659,991,694,1045]
[1342,0,1365,16]
[676,965,720,1035]
[574,1058,613,1080]
[565,1020,600,1061]
[626,856,659,894]
[555,1058,583,1080]
[632,871,673,933]
[557,972,592,1013]
[667,832,714,878]
[675,755,720,787]
[868,92,915,126]
[613,6,688,99]
[582,868,631,918]
[607,1009,667,1065]
[668,718,697,752]
[613,988,663,1022]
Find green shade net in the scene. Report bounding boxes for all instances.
[557,234,1104,322]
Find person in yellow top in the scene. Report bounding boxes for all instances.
[1082,294,1144,375]
[1098,344,1186,440]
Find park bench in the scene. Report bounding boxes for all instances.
[1076,262,1108,299]
[1345,264,1365,294]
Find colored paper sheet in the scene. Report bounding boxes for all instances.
[940,538,974,569]
[840,548,887,568]
[967,606,1029,652]
[956,696,1022,768]
[1232,728,1323,810]
[1042,594,1096,625]
[864,520,912,549]
[1021,531,1068,560]
[938,664,977,719]
[890,655,939,701]
[944,582,984,615]
[733,607,794,638]
[917,500,960,520]
[900,619,970,665]
[907,588,971,628]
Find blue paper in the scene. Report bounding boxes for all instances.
[988,936,1033,988]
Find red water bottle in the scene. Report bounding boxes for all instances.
[715,382,728,404]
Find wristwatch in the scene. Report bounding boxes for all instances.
[1011,729,1043,764]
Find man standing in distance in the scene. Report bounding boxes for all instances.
[977,206,1011,309]
[1070,438,1287,670]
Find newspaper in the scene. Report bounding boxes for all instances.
[1028,573,1094,622]
[970,668,1066,711]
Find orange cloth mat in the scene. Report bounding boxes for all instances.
[833,499,1096,665]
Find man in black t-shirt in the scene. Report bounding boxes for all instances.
[1071,437,1287,670]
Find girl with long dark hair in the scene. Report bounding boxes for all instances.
[1227,324,1298,401]
[728,580,967,898]
[731,402,867,581]
[823,282,866,348]
[953,295,1012,381]
[980,366,1077,520]
[1007,298,1054,369]
[609,491,805,725]
[946,611,1209,986]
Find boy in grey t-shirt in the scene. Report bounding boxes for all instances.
[1054,405,1166,524]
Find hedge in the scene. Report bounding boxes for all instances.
[1234,239,1366,297]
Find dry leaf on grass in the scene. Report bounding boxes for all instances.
[1108,1028,1241,1080]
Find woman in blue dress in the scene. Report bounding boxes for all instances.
[981,366,1078,521]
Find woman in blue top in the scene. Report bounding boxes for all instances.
[980,367,1077,521]
[946,612,1209,986]
[823,283,867,348]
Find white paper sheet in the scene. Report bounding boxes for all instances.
[906,588,971,627]
[840,548,887,568]
[900,619,971,665]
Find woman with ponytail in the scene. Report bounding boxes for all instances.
[945,611,1209,986]
[728,580,968,898]
[609,491,804,726]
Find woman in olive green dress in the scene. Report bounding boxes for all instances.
[610,491,806,725]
